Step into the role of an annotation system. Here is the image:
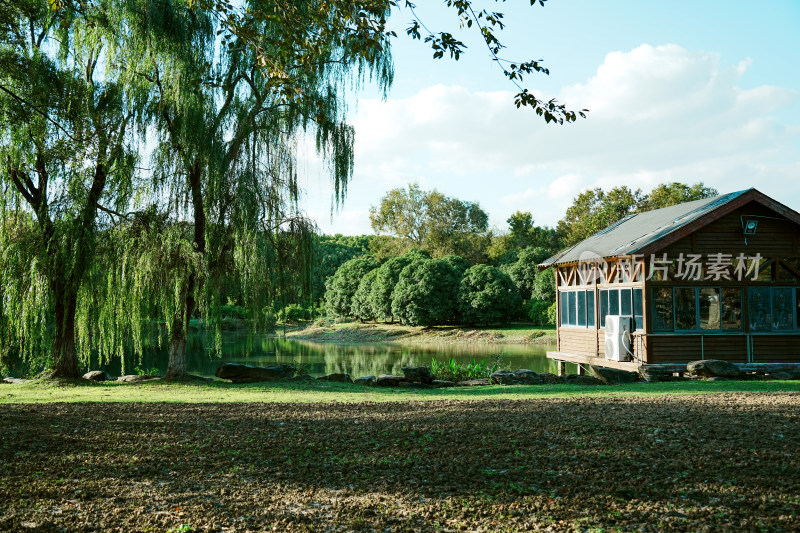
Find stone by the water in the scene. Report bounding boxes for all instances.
[538,372,564,384]
[401,366,434,384]
[490,369,542,385]
[376,374,405,387]
[83,370,109,382]
[589,366,639,385]
[354,375,377,386]
[214,363,295,383]
[687,360,741,378]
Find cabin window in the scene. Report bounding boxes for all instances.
[633,288,644,330]
[773,288,794,330]
[721,288,742,330]
[675,288,697,330]
[748,287,771,331]
[577,292,587,326]
[559,289,596,327]
[620,289,632,316]
[747,286,799,332]
[699,288,721,330]
[600,290,608,326]
[568,291,577,325]
[652,287,673,331]
[665,287,744,332]
[600,288,643,330]
[797,288,800,328]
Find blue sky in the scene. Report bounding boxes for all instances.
[298,0,800,235]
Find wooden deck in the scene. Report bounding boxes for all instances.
[547,351,642,373]
[548,351,800,376]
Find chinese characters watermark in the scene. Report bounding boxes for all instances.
[575,252,764,283]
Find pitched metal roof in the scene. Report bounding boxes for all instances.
[539,189,753,268]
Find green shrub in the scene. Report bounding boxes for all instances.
[504,247,551,300]
[440,254,472,276]
[352,268,379,321]
[368,254,417,322]
[324,255,378,317]
[262,308,277,330]
[391,259,460,326]
[531,266,556,302]
[458,264,521,326]
[526,299,552,326]
[278,304,312,323]
[220,304,248,320]
[546,301,558,325]
[430,356,504,382]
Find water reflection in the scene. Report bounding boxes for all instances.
[96,332,561,378]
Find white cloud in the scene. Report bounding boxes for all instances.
[299,44,800,234]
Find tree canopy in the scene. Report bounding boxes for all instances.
[325,255,379,318]
[391,258,461,326]
[369,184,490,262]
[458,265,520,326]
[557,182,718,246]
[0,1,142,377]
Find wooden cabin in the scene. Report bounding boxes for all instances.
[539,188,800,374]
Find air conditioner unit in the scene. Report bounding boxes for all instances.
[604,315,632,362]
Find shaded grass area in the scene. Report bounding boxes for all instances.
[1,378,799,404]
[1,393,798,532]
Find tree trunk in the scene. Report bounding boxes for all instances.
[164,322,187,380]
[165,163,205,381]
[50,290,80,379]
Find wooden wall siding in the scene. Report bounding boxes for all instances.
[659,201,800,258]
[752,336,800,361]
[558,328,598,357]
[703,335,747,362]
[649,336,703,362]
[649,334,800,363]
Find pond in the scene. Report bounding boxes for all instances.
[93,332,563,379]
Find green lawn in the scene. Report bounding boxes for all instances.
[2,378,797,404]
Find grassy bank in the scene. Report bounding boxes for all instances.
[2,378,798,404]
[284,321,557,345]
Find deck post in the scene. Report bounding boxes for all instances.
[557,360,566,376]
[577,364,586,376]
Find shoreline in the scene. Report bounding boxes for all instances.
[278,321,558,346]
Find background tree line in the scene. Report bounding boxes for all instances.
[315,181,718,326]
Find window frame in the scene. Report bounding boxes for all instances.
[559,288,596,329]
[651,286,800,333]
[600,288,644,331]
[746,286,800,333]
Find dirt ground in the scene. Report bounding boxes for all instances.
[1,393,798,532]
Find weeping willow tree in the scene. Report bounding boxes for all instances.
[62,0,395,380]
[0,1,142,378]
